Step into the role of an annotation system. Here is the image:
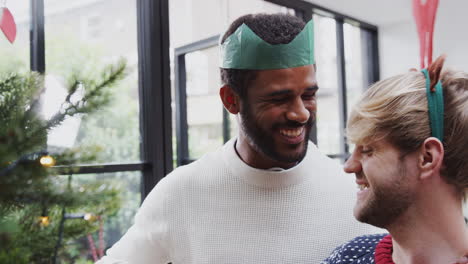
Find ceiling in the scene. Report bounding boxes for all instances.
[305,0,467,27]
[306,0,412,26]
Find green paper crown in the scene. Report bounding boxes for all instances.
[220,20,315,70]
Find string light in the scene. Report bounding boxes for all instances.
[39,216,50,227]
[39,155,55,167]
[84,213,97,221]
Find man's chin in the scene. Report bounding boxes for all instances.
[353,204,371,224]
[354,206,389,228]
[353,205,362,221]
[248,134,308,165]
[274,142,308,164]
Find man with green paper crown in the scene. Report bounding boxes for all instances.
[98,13,376,264]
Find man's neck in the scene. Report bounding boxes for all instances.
[388,187,468,264]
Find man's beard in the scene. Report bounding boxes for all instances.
[239,101,314,164]
[355,164,413,228]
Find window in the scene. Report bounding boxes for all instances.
[44,0,141,165]
[20,0,171,261]
[314,15,341,155]
[185,47,224,158]
[39,0,142,260]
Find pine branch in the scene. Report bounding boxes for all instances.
[6,59,128,156]
[45,58,127,130]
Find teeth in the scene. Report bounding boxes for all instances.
[280,127,303,137]
[358,184,369,190]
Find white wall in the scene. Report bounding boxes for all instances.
[379,1,468,78]
[306,0,468,79]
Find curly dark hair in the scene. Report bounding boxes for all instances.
[220,13,306,100]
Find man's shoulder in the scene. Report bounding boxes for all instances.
[170,146,225,175]
[304,142,343,170]
[154,146,227,190]
[141,147,227,209]
[321,233,387,264]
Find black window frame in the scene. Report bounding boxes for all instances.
[174,35,227,166]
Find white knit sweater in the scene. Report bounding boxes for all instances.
[97,139,378,264]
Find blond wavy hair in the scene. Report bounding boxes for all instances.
[347,56,468,194]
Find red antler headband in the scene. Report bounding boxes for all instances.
[413,0,444,142]
[412,0,439,69]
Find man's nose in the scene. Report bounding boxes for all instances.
[343,151,362,174]
[286,98,310,124]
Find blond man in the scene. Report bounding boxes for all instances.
[322,56,468,264]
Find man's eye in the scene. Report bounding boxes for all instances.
[269,97,287,103]
[302,94,316,100]
[361,147,373,154]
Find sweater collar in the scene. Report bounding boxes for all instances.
[222,138,318,188]
[375,234,395,264]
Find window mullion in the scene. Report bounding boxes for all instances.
[30,0,45,73]
[336,19,349,158]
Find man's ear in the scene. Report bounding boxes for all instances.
[419,137,444,180]
[220,85,240,114]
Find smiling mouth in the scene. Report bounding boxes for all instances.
[357,183,369,191]
[279,127,304,137]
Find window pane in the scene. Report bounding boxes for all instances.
[0,2,29,72]
[314,15,341,155]
[57,171,141,263]
[344,23,366,117]
[229,112,238,141]
[44,0,140,164]
[185,47,224,159]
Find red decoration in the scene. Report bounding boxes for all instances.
[374,234,395,264]
[87,234,99,261]
[0,7,16,44]
[98,215,105,258]
[87,216,105,262]
[412,0,439,69]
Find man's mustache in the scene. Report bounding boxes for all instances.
[274,116,315,129]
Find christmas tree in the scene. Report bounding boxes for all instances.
[0,60,127,263]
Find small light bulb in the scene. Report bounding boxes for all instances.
[40,155,56,167]
[39,216,50,227]
[84,213,95,221]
